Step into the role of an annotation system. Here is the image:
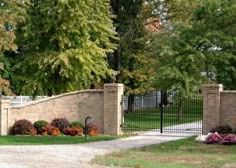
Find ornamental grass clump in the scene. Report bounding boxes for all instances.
[11,119,35,135]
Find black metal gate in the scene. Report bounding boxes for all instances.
[122,91,203,134]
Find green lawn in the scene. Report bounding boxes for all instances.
[123,98,202,132]
[0,135,122,145]
[95,136,236,168]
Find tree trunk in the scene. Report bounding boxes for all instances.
[127,94,134,113]
[110,0,121,73]
[177,98,183,121]
[163,90,168,106]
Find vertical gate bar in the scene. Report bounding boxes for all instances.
[194,96,196,133]
[201,95,203,134]
[136,96,138,132]
[160,90,163,134]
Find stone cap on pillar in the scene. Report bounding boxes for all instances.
[104,83,124,87]
[202,84,223,87]
[202,84,223,94]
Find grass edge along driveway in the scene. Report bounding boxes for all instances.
[0,135,124,145]
[94,136,236,168]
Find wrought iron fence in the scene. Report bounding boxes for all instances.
[122,91,203,134]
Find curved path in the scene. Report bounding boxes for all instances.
[0,133,193,168]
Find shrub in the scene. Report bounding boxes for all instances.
[210,125,233,134]
[51,118,70,132]
[70,121,84,128]
[63,126,83,136]
[33,120,49,134]
[42,125,60,136]
[206,133,223,144]
[87,124,100,136]
[30,128,37,136]
[222,134,236,145]
[11,119,34,135]
[63,127,78,136]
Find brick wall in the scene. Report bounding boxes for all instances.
[0,84,124,135]
[220,91,236,128]
[10,90,104,131]
[203,84,236,134]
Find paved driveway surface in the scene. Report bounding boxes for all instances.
[0,134,193,168]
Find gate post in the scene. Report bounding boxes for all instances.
[202,84,223,134]
[0,99,11,135]
[103,83,124,135]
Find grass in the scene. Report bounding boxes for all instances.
[0,135,123,145]
[123,98,202,132]
[95,136,236,168]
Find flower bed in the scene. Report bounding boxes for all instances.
[10,118,100,137]
[196,132,236,145]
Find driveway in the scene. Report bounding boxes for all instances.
[0,133,193,168]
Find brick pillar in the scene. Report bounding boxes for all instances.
[104,83,124,135]
[202,84,223,134]
[0,99,11,135]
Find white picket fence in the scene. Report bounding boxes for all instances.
[123,91,175,111]
[123,91,162,111]
[3,96,48,106]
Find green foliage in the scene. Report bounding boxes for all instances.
[0,0,26,54]
[70,121,84,128]
[150,25,206,94]
[151,0,236,94]
[0,0,27,95]
[11,119,34,135]
[51,118,70,132]
[33,120,49,134]
[0,135,122,145]
[10,0,117,95]
[95,137,236,168]
[111,0,155,95]
[146,0,200,25]
[194,0,236,89]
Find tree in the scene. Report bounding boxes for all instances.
[151,0,236,93]
[0,0,25,55]
[146,0,200,25]
[150,0,236,118]
[195,0,236,89]
[110,0,156,113]
[10,0,117,96]
[0,0,26,95]
[150,25,206,95]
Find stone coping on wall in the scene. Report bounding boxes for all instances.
[221,91,236,94]
[11,89,104,109]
